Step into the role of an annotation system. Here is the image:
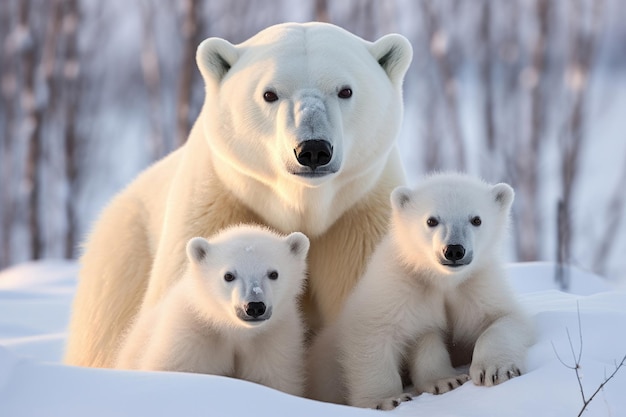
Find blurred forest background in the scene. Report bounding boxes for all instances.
[1,0,626,287]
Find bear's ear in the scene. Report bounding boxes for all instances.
[196,37,239,84]
[186,237,211,265]
[390,186,413,212]
[285,232,310,259]
[491,183,515,212]
[368,34,413,86]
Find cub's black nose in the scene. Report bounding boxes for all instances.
[443,244,466,262]
[294,140,333,170]
[245,301,266,318]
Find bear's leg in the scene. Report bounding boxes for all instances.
[306,325,346,404]
[410,332,469,395]
[343,335,406,409]
[64,199,153,368]
[114,312,155,369]
[140,323,234,375]
[470,313,534,386]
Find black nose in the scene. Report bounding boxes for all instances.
[443,244,465,261]
[294,140,333,170]
[245,302,266,318]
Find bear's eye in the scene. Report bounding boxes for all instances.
[263,91,279,102]
[338,87,352,99]
[268,270,279,280]
[471,216,482,227]
[223,272,236,282]
[426,217,439,227]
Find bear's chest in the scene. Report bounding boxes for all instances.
[211,330,266,380]
[443,294,493,366]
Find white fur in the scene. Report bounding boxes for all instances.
[308,173,535,410]
[194,22,411,237]
[65,22,412,368]
[115,225,310,397]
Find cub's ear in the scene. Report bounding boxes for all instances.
[492,183,515,212]
[390,186,413,212]
[196,37,239,84]
[285,232,310,259]
[186,237,211,265]
[368,34,413,86]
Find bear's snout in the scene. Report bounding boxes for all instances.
[244,301,267,318]
[294,140,333,170]
[443,244,466,262]
[439,243,473,269]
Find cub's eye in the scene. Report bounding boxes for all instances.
[263,91,278,102]
[338,87,352,99]
[224,272,235,282]
[471,216,482,227]
[268,270,279,280]
[426,217,439,227]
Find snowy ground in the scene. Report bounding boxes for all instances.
[0,261,625,417]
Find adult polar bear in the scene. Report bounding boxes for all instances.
[65,22,413,368]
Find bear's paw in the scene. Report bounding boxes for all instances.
[469,361,522,387]
[417,374,470,395]
[373,393,413,411]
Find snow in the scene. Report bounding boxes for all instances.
[0,261,625,417]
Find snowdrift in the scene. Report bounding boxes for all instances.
[0,261,625,417]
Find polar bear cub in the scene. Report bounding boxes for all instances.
[308,172,534,409]
[115,225,310,397]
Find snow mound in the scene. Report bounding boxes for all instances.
[0,260,624,417]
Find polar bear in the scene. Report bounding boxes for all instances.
[307,173,535,410]
[115,225,309,396]
[64,22,413,368]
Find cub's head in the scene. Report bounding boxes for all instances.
[195,22,412,194]
[185,226,309,329]
[390,173,514,278]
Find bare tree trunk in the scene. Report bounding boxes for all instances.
[314,0,329,23]
[0,4,17,267]
[140,0,166,160]
[62,0,82,259]
[42,0,63,108]
[176,0,204,146]
[351,0,376,39]
[486,1,539,262]
[19,0,45,260]
[555,0,603,283]
[515,0,550,262]
[422,0,466,171]
[423,90,442,172]
[555,200,570,290]
[480,0,496,154]
[593,150,626,274]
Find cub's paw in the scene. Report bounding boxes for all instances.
[373,393,413,411]
[470,362,522,387]
[417,374,470,395]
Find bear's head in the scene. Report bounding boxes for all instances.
[185,225,309,329]
[390,173,514,279]
[195,22,412,234]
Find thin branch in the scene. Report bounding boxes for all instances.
[575,303,583,364]
[551,340,577,370]
[553,302,625,416]
[569,303,586,404]
[578,354,626,417]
